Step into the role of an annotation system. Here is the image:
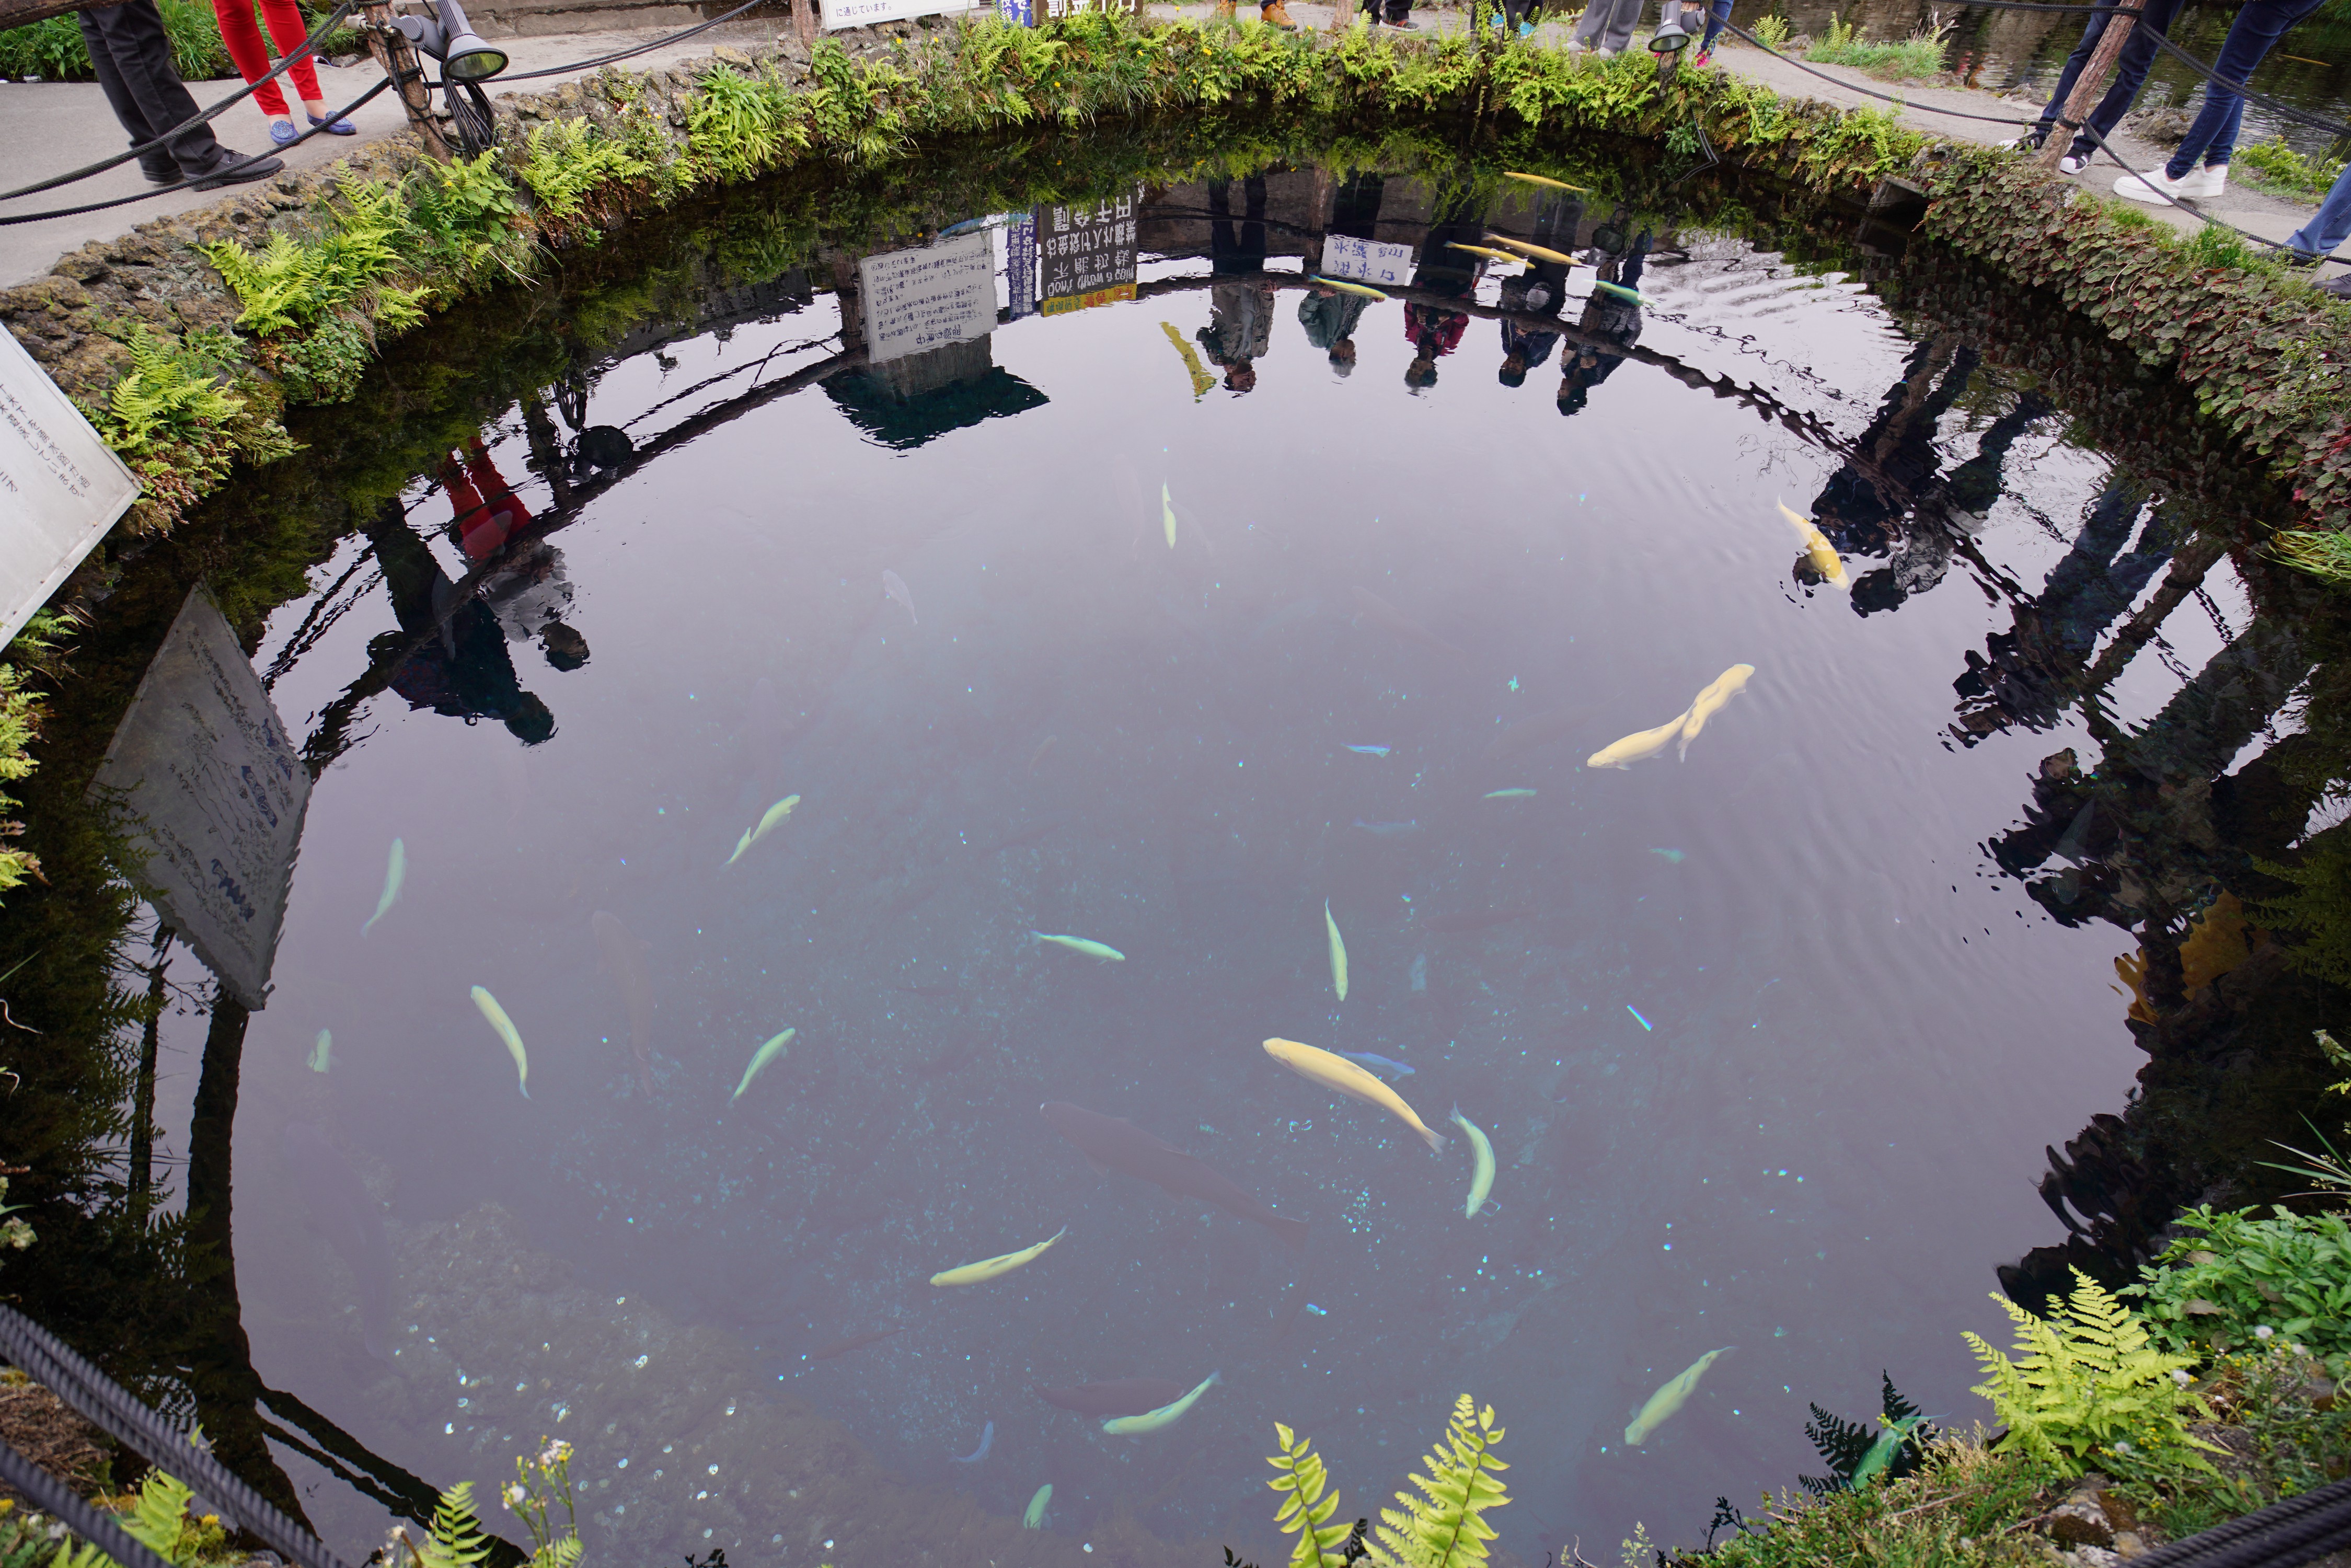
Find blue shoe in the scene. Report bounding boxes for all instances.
[268,118,299,146]
[1518,18,1534,33]
[309,111,358,135]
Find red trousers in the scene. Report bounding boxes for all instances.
[209,0,320,116]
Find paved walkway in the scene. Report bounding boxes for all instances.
[0,3,2329,287]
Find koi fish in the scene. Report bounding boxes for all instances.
[1032,931,1125,962]
[1850,1413,1931,1489]
[882,569,918,626]
[1588,712,1690,769]
[1029,735,1058,775]
[1263,1037,1447,1152]
[1346,744,1391,756]
[1101,1371,1219,1435]
[1324,900,1349,1002]
[950,1421,994,1463]
[1308,274,1389,300]
[1162,482,1178,549]
[1023,1484,1052,1527]
[1352,818,1421,835]
[1486,234,1580,267]
[1484,788,1537,799]
[1505,170,1587,191]
[725,794,800,867]
[1777,500,1850,589]
[1338,1051,1414,1079]
[471,986,528,1099]
[1678,664,1755,760]
[1593,280,1652,305]
[1159,321,1215,399]
[308,1029,332,1073]
[729,1028,794,1104]
[362,838,405,935]
[1625,1346,1734,1446]
[1447,243,1522,264]
[930,1225,1068,1287]
[1451,1105,1495,1218]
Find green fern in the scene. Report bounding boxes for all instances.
[116,1467,196,1562]
[1369,1395,1509,1568]
[1965,1267,2217,1475]
[415,1481,494,1568]
[1267,1423,1354,1568]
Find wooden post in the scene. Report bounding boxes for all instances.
[2037,0,2134,170]
[795,0,820,45]
[360,0,451,160]
[1327,0,1356,30]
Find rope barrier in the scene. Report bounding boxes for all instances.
[0,0,356,204]
[2128,1477,2351,1568]
[494,0,771,80]
[0,1439,177,1568]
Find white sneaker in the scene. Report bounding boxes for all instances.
[2176,162,2227,199]
[2058,154,2089,175]
[2114,167,2192,205]
[1596,44,1617,54]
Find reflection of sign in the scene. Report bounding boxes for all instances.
[1005,213,1039,320]
[1040,283,1135,317]
[1324,235,1415,287]
[997,0,1031,21]
[821,0,982,28]
[1035,190,1138,310]
[91,585,310,1010]
[0,325,138,648]
[859,232,997,366]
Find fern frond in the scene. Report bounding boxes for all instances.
[1267,1424,1352,1568]
[1369,1395,1509,1568]
[419,1481,493,1568]
[118,1467,195,1563]
[531,1540,583,1568]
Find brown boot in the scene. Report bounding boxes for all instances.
[1212,0,1237,19]
[1261,0,1299,25]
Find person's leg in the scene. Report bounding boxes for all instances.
[2285,161,2351,260]
[2165,0,2325,176]
[1697,0,1732,55]
[210,0,292,119]
[76,0,225,175]
[2032,2,2111,145]
[256,0,328,113]
[1599,0,1641,51]
[2066,0,2182,162]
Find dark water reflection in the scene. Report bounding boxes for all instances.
[9,139,2344,1568]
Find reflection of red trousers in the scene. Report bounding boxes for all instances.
[209,0,320,117]
[443,449,532,560]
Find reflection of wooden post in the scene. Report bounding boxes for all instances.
[2037,0,2133,170]
[1306,166,1333,273]
[362,0,451,161]
[830,252,863,356]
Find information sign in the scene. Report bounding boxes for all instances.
[821,0,983,29]
[1035,190,1138,313]
[859,231,998,366]
[0,326,138,648]
[1323,235,1415,288]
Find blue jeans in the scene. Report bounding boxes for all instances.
[2286,160,2351,259]
[2034,0,2121,144]
[2064,0,2187,163]
[2165,0,2327,176]
[1698,0,1732,50]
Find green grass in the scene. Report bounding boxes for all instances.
[1803,12,1950,80]
[0,1,360,84]
[2234,136,2347,202]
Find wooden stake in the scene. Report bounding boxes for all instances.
[361,0,451,162]
[2037,2,2135,170]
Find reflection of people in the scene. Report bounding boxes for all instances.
[483,539,590,673]
[1405,186,1486,391]
[1497,190,1580,387]
[1300,288,1368,376]
[1809,334,1980,615]
[1559,221,1649,416]
[364,511,559,746]
[1198,176,1274,395]
[441,438,534,561]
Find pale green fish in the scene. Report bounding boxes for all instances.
[1022,1484,1052,1529]
[362,838,405,935]
[1031,931,1125,962]
[724,794,801,868]
[1102,1371,1219,1435]
[1594,280,1654,306]
[1484,788,1537,799]
[1451,1105,1494,1219]
[1162,482,1177,549]
[729,1028,795,1104]
[471,986,529,1099]
[1624,1346,1734,1446]
[1850,1413,1930,1489]
[1307,274,1389,301]
[307,1029,332,1073]
[1325,899,1348,1002]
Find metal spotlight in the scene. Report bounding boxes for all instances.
[1649,0,1690,51]
[393,0,508,81]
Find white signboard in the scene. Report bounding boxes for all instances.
[1323,235,1416,288]
[91,584,310,1010]
[0,326,138,648]
[822,0,982,29]
[859,232,997,367]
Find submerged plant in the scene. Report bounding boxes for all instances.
[1797,1373,1938,1495]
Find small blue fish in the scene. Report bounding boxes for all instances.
[1352,818,1421,836]
[1650,848,1686,864]
[1305,1304,1329,1316]
[950,1420,995,1463]
[1627,1005,1654,1031]
[1338,1051,1416,1079]
[1346,745,1391,756]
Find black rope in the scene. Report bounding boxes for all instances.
[0,0,356,204]
[0,1439,177,1568]
[2142,27,2351,148]
[0,76,394,226]
[0,1304,356,1568]
[495,0,770,80]
[2128,1477,2351,1568]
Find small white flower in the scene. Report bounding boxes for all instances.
[2113,1439,2134,1453]
[2171,1369,2191,1386]
[2255,1325,2275,1340]
[503,1484,528,1511]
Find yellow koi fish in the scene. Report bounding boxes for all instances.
[1162,481,1178,550]
[728,1028,794,1104]
[471,986,528,1099]
[1023,1484,1052,1528]
[1485,234,1580,267]
[1587,712,1690,770]
[1777,499,1849,589]
[1101,1371,1219,1435]
[724,794,800,867]
[930,1225,1068,1287]
[1625,1346,1734,1446]
[1594,280,1653,306]
[1159,321,1215,400]
[1263,1037,1448,1153]
[1506,171,1587,192]
[1451,1105,1494,1218]
[1323,899,1349,1001]
[1308,274,1389,300]
[1032,931,1125,962]
[1677,664,1755,761]
[1447,243,1521,264]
